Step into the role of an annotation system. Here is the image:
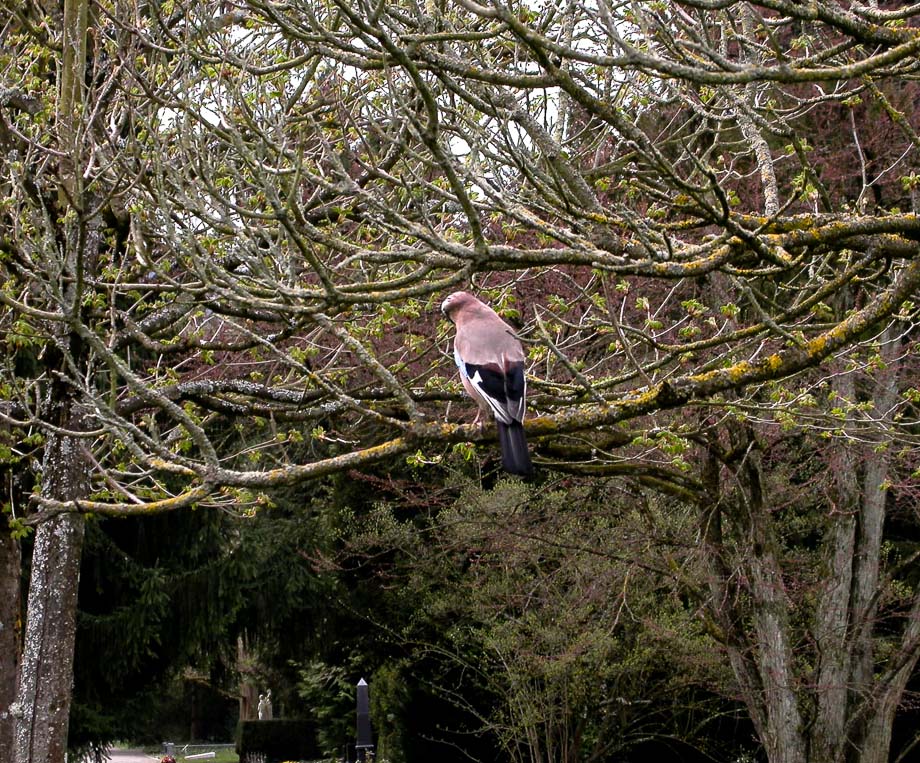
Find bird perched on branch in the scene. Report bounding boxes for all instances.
[441,291,533,476]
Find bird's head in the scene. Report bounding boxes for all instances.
[441,291,475,322]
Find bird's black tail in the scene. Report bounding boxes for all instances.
[497,420,533,477]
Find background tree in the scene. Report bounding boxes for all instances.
[350,477,752,763]
[66,467,368,750]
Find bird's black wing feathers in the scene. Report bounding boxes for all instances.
[465,363,509,402]
[464,361,526,423]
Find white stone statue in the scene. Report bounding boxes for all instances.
[258,690,273,720]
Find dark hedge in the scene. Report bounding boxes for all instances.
[237,719,319,762]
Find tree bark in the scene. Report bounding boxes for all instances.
[13,514,85,763]
[14,389,90,763]
[812,371,859,763]
[742,454,806,763]
[862,595,920,763]
[847,331,903,763]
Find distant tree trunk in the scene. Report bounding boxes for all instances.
[742,453,806,763]
[844,330,905,763]
[0,515,21,762]
[811,427,857,763]
[14,393,90,763]
[239,636,259,721]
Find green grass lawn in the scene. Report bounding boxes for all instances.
[141,744,329,762]
[143,747,238,763]
[200,751,237,763]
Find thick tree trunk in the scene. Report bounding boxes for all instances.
[812,372,859,763]
[846,332,903,763]
[13,513,85,763]
[14,417,90,763]
[742,455,806,763]
[0,517,21,762]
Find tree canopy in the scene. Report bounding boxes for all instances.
[2,0,918,519]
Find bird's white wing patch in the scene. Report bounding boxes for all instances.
[468,369,514,425]
[454,344,466,375]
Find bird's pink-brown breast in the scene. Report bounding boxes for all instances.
[453,312,524,367]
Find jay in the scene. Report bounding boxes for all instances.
[441,291,533,476]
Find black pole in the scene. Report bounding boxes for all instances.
[356,678,374,762]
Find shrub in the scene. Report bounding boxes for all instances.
[237,720,319,763]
